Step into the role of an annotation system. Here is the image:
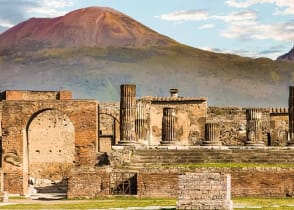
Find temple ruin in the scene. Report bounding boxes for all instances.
[0,85,293,204]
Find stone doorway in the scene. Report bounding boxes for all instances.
[27,109,75,198]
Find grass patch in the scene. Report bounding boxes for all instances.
[233,197,294,209]
[0,197,176,209]
[148,162,294,169]
[1,197,294,209]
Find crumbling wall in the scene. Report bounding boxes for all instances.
[177,172,233,210]
[2,90,72,100]
[208,107,271,145]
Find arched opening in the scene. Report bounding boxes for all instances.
[26,109,75,195]
[99,113,120,152]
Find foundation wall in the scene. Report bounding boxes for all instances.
[67,169,110,198]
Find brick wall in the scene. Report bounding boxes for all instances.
[67,168,110,198]
[231,168,294,197]
[177,172,233,210]
[2,90,72,100]
[137,169,178,198]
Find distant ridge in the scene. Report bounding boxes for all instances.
[277,45,294,62]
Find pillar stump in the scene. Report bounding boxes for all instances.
[246,108,264,146]
[201,122,221,146]
[119,84,137,145]
[161,107,176,145]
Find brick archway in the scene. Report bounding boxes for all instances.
[1,100,98,195]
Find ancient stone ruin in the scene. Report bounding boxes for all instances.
[0,84,293,207]
[177,172,233,210]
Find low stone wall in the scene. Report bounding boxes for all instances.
[177,172,233,210]
[231,168,294,197]
[137,169,178,198]
[67,168,110,198]
[137,168,294,198]
[67,167,294,199]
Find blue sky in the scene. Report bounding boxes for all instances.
[0,0,294,59]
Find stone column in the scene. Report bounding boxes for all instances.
[161,107,176,145]
[202,122,221,146]
[246,108,264,146]
[289,86,294,146]
[119,84,137,145]
[135,102,148,143]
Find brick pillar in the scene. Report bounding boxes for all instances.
[289,86,294,146]
[161,107,176,145]
[119,84,137,145]
[202,122,221,146]
[246,108,264,146]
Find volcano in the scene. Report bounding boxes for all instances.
[0,7,175,51]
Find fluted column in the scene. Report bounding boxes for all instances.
[135,102,148,142]
[202,122,221,146]
[246,108,264,146]
[161,107,176,145]
[119,84,137,145]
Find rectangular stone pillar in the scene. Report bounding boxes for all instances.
[289,86,294,146]
[119,84,137,145]
[177,172,233,210]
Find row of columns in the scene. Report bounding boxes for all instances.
[119,84,294,146]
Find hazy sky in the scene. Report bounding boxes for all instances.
[0,0,294,59]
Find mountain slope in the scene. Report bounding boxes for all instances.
[0,7,293,107]
[0,7,175,51]
[277,46,294,62]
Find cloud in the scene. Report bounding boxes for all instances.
[226,0,294,15]
[158,9,257,26]
[0,0,74,30]
[157,10,209,22]
[213,11,257,25]
[198,24,215,30]
[221,20,294,41]
[199,45,286,59]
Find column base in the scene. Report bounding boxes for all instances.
[117,140,138,146]
[245,141,265,146]
[287,141,294,146]
[160,141,176,145]
[201,141,222,146]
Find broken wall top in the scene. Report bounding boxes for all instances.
[0,90,72,101]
